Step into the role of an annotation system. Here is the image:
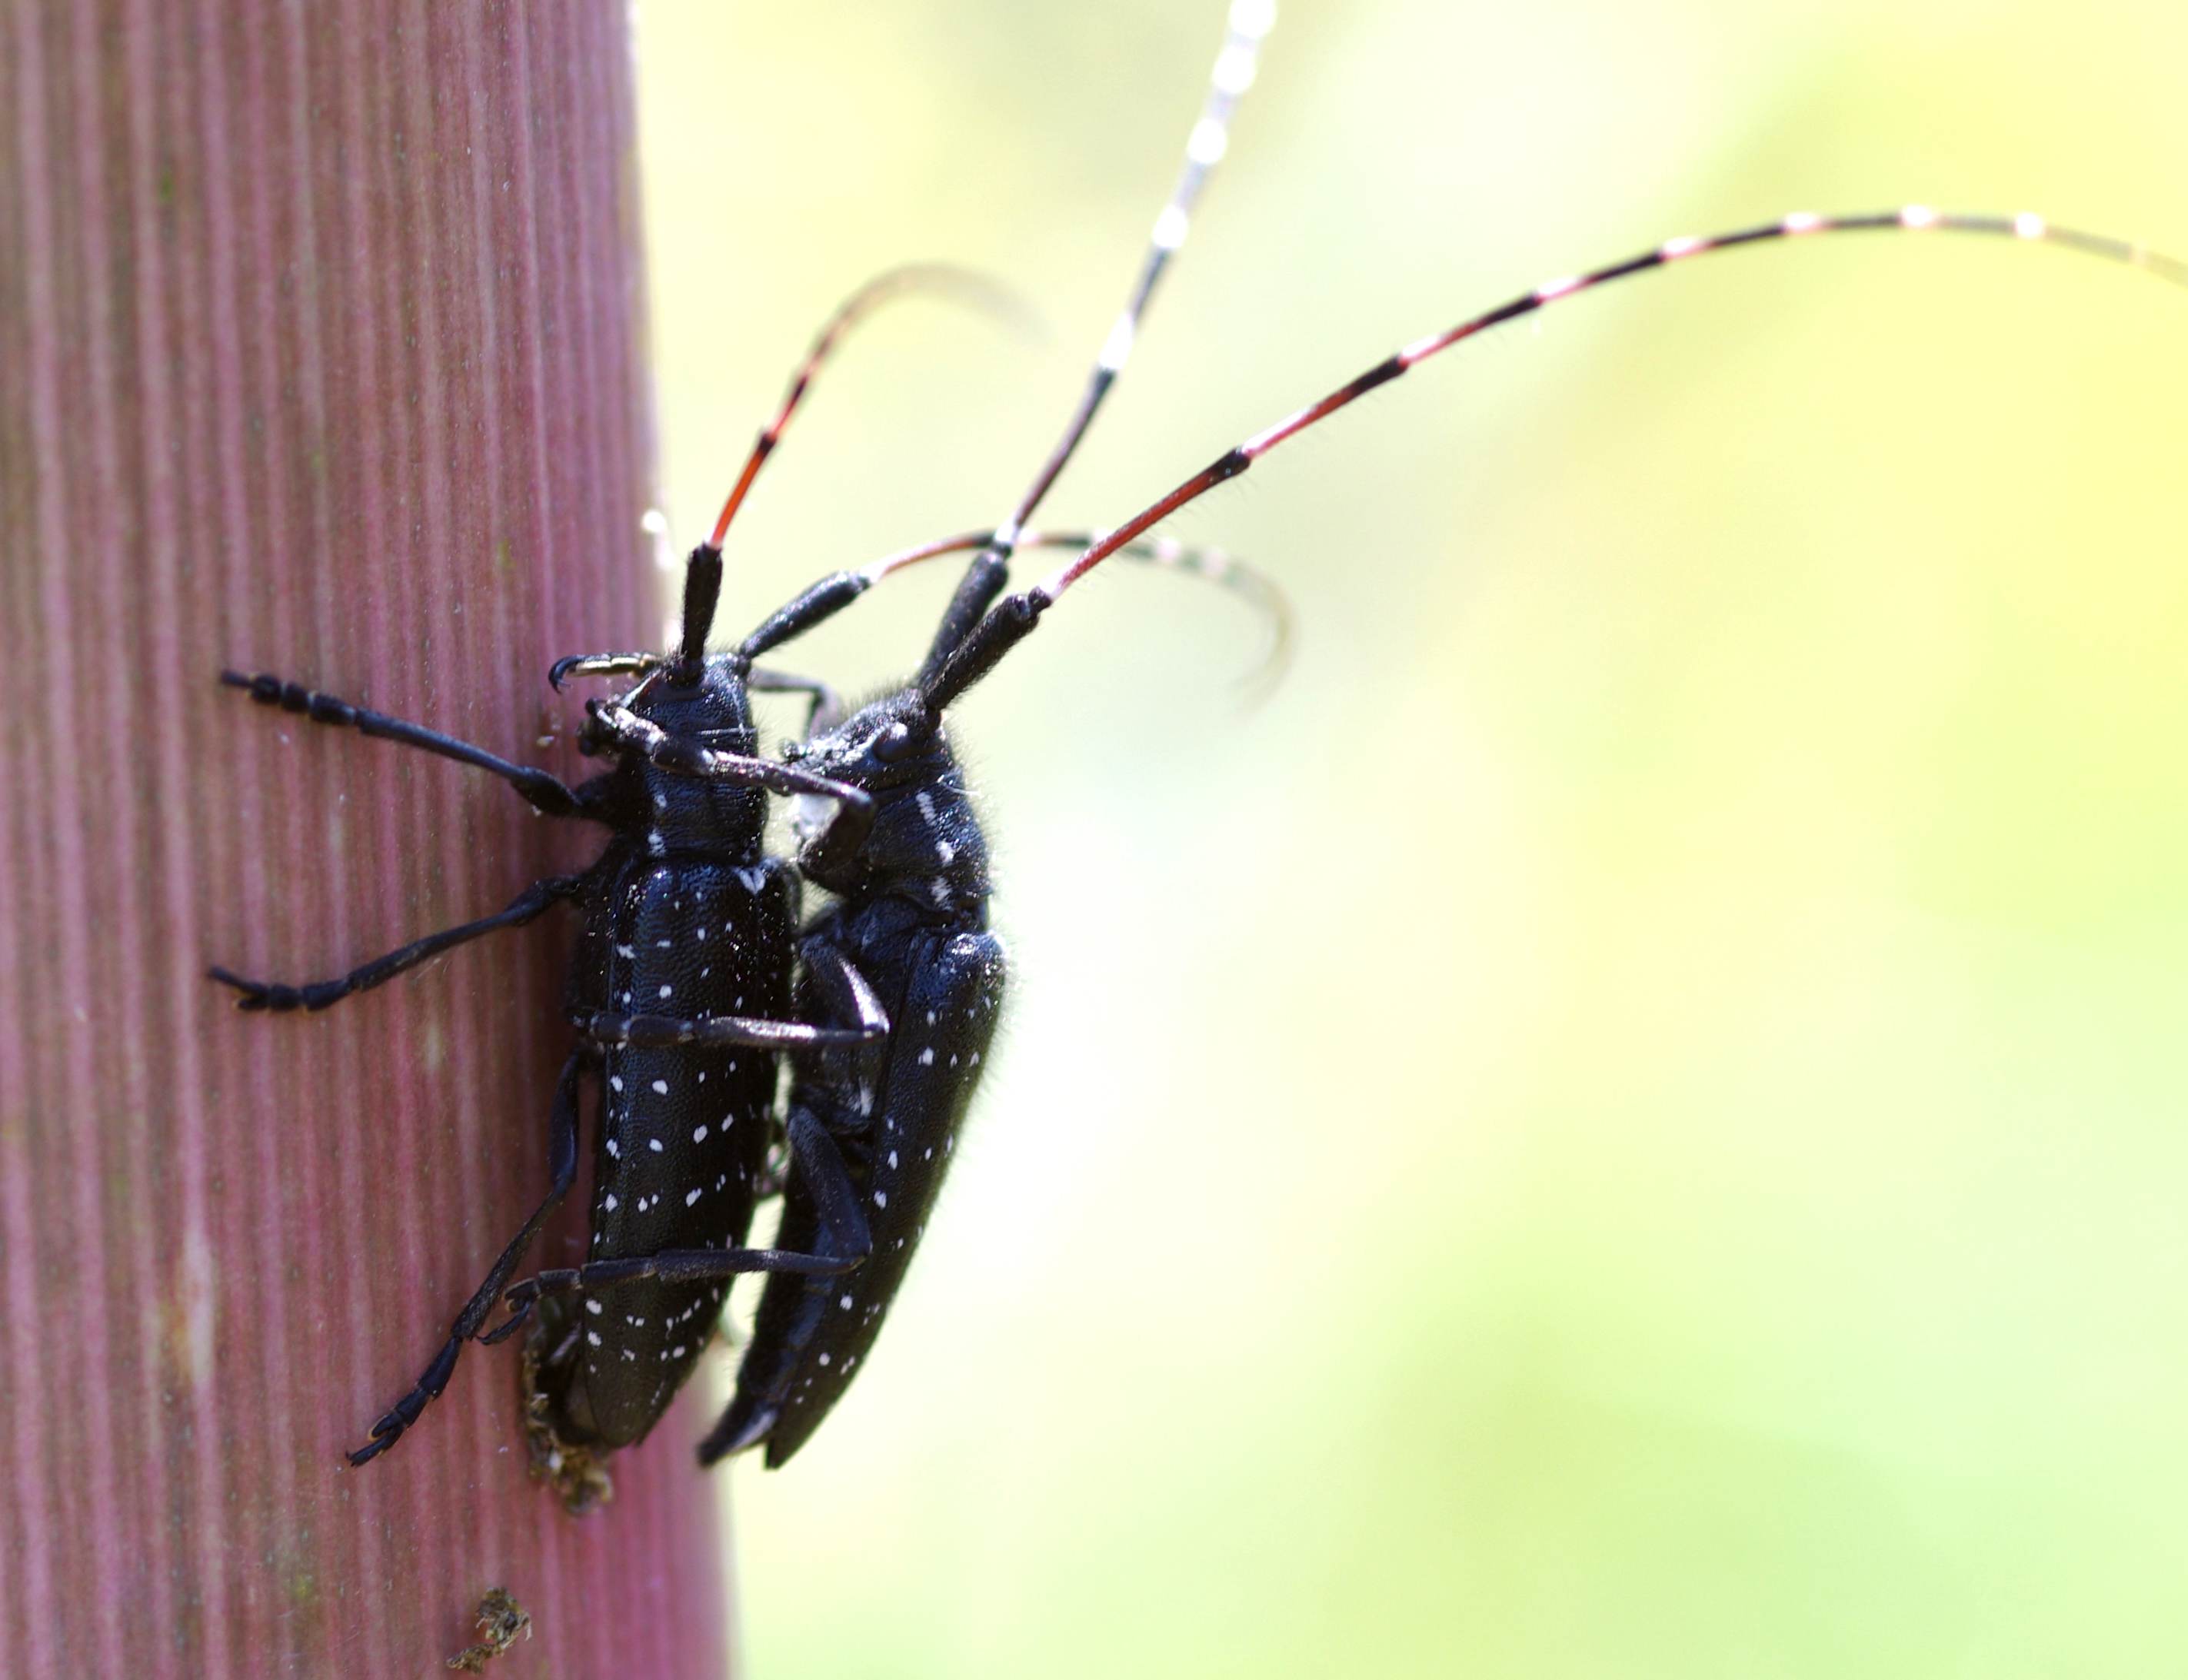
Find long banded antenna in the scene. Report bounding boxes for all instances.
[1037,208,2188,601]
[916,207,2186,710]
[919,0,1278,679]
[704,264,1035,554]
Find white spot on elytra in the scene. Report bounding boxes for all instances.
[604,1193,618,1211]
[874,1190,888,1208]
[585,1299,602,1316]
[658,984,673,1000]
[615,944,635,960]
[587,1331,601,1347]
[888,1150,898,1169]
[609,1075,624,1092]
[651,1079,668,1095]
[818,1352,832,1367]
[649,1138,664,1153]
[840,1295,854,1310]
[692,1123,708,1143]
[686,1187,701,1206]
[918,1047,934,1066]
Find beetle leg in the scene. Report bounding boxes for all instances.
[488,1109,874,1338]
[211,873,588,1013]
[694,1111,875,1464]
[581,697,875,851]
[547,650,664,690]
[218,669,595,817]
[775,1109,876,1259]
[796,942,891,1112]
[571,1008,881,1053]
[746,664,847,734]
[347,1050,590,1467]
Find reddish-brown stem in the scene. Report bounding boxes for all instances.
[0,2,733,1675]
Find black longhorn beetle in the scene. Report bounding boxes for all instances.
[217,0,2188,1482]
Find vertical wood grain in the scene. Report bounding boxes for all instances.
[0,2,731,1673]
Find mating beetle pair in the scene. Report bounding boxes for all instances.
[218,0,2186,1489]
[217,0,1284,1485]
[218,527,1002,1474]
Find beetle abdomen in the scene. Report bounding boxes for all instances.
[549,854,795,1448]
[721,924,1006,1465]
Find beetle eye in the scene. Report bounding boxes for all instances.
[871,722,917,763]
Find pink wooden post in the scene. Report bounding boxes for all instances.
[0,2,735,1673]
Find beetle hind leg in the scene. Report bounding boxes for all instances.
[347,1050,590,1466]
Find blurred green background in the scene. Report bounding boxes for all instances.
[633,1,2188,1674]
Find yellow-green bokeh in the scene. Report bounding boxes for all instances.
[635,2,2188,1673]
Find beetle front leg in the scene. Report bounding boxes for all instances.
[547,650,664,690]
[220,669,594,817]
[348,1049,590,1466]
[581,697,875,853]
[747,664,848,734]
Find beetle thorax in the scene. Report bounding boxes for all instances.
[629,663,767,859]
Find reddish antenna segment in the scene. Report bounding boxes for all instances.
[704,264,1035,552]
[1035,208,2188,603]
